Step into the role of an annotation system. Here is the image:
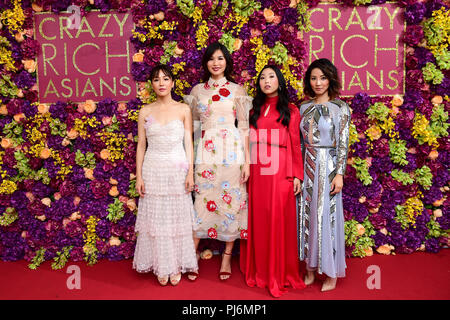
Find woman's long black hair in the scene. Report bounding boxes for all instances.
[249,65,291,129]
[201,42,235,83]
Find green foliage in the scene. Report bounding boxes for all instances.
[106,198,125,223]
[176,0,195,17]
[426,217,449,239]
[0,74,19,98]
[51,246,74,270]
[429,104,449,138]
[435,48,450,70]
[351,157,373,185]
[394,205,409,230]
[271,42,288,64]
[231,0,261,17]
[12,150,32,182]
[389,139,408,166]
[49,118,67,137]
[415,165,433,190]
[0,207,18,226]
[28,247,46,270]
[219,32,236,54]
[366,102,390,122]
[422,62,444,85]
[391,169,414,186]
[3,120,24,146]
[75,150,96,169]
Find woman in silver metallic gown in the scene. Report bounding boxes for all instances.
[297,58,351,292]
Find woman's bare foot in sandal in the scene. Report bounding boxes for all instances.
[219,251,232,281]
[187,251,200,281]
[157,275,169,286]
[170,273,182,286]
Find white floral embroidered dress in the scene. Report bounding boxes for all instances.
[184,77,252,241]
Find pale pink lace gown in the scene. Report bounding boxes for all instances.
[132,115,198,277]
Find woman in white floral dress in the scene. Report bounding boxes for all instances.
[184,42,252,281]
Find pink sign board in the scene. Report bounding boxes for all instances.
[34,11,136,103]
[305,3,405,96]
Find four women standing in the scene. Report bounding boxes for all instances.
[133,48,350,294]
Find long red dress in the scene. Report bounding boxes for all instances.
[240,95,305,297]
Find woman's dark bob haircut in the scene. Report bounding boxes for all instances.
[304,58,341,100]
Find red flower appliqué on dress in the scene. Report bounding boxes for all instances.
[240,229,248,239]
[206,200,218,212]
[208,227,218,239]
[219,88,230,97]
[212,94,221,102]
[204,139,215,152]
[222,193,232,204]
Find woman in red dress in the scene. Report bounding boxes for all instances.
[240,65,305,297]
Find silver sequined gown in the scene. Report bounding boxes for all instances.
[298,100,350,278]
[132,115,198,277]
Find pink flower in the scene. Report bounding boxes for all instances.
[220,129,228,138]
[204,139,215,152]
[222,193,232,204]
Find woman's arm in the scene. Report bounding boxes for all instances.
[136,108,148,197]
[183,104,195,192]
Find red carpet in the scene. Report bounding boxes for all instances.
[0,250,449,300]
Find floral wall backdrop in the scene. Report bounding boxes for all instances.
[0,0,448,269]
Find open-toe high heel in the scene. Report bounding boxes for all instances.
[157,275,169,286]
[219,251,232,281]
[187,251,200,281]
[170,273,182,286]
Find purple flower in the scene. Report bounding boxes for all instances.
[51,0,71,13]
[131,62,151,82]
[402,25,424,47]
[425,238,440,253]
[404,2,426,24]
[414,47,436,68]
[403,88,424,110]
[263,25,280,48]
[372,231,388,247]
[95,98,117,118]
[94,0,111,13]
[431,76,450,97]
[281,8,297,26]
[351,92,371,114]
[21,38,40,59]
[70,247,84,262]
[49,101,68,121]
[146,0,167,14]
[422,186,443,205]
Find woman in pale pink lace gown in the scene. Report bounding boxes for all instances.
[133,65,198,286]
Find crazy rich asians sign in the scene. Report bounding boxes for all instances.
[34,11,136,103]
[306,3,405,96]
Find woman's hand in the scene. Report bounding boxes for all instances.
[136,177,146,197]
[185,172,195,193]
[240,163,250,184]
[330,174,344,195]
[293,177,302,196]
